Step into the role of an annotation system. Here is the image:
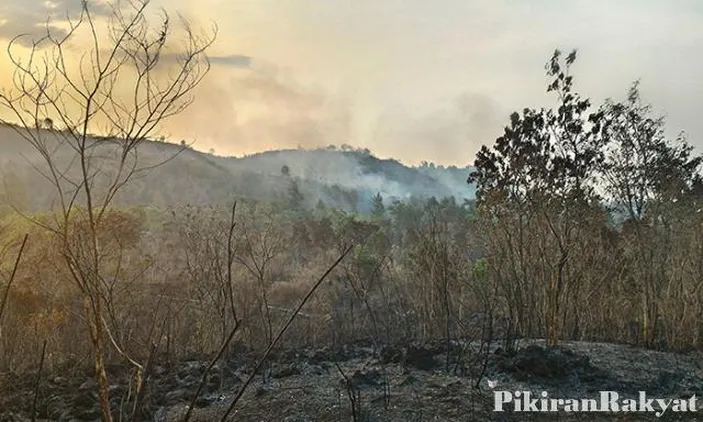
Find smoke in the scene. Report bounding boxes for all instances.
[370,92,506,167]
[0,0,506,169]
[227,146,475,213]
[164,61,353,156]
[165,61,507,169]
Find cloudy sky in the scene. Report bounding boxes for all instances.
[1,0,703,165]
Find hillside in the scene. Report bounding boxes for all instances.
[0,124,475,213]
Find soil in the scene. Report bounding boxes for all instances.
[2,339,702,421]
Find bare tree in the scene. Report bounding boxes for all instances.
[236,204,288,346]
[0,1,216,420]
[176,202,239,350]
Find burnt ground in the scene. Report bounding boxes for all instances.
[2,340,703,421]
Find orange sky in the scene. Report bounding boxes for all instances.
[2,0,703,166]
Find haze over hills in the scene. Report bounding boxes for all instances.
[0,124,476,213]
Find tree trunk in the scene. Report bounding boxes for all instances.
[87,298,112,422]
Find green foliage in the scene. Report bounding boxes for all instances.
[473,258,488,280]
[468,47,703,348]
[469,49,606,206]
[468,49,615,346]
[370,192,385,219]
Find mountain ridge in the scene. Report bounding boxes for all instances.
[0,123,476,213]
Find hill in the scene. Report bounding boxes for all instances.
[0,124,476,213]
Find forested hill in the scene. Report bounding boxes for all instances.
[0,124,475,213]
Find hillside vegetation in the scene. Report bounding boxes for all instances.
[0,124,474,214]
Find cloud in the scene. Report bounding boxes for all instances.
[0,0,112,47]
[154,52,252,70]
[0,17,69,47]
[209,54,252,68]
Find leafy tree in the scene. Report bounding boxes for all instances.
[600,81,703,221]
[469,49,607,346]
[599,81,703,346]
[371,192,385,219]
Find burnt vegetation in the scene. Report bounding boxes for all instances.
[0,1,702,421]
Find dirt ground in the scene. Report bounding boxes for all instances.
[2,339,702,421]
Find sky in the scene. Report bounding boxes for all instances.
[1,0,703,166]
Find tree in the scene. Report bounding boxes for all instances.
[175,203,239,349]
[287,180,305,212]
[371,192,385,219]
[234,204,289,383]
[469,49,607,346]
[0,1,215,420]
[600,81,703,221]
[600,82,703,346]
[406,201,465,356]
